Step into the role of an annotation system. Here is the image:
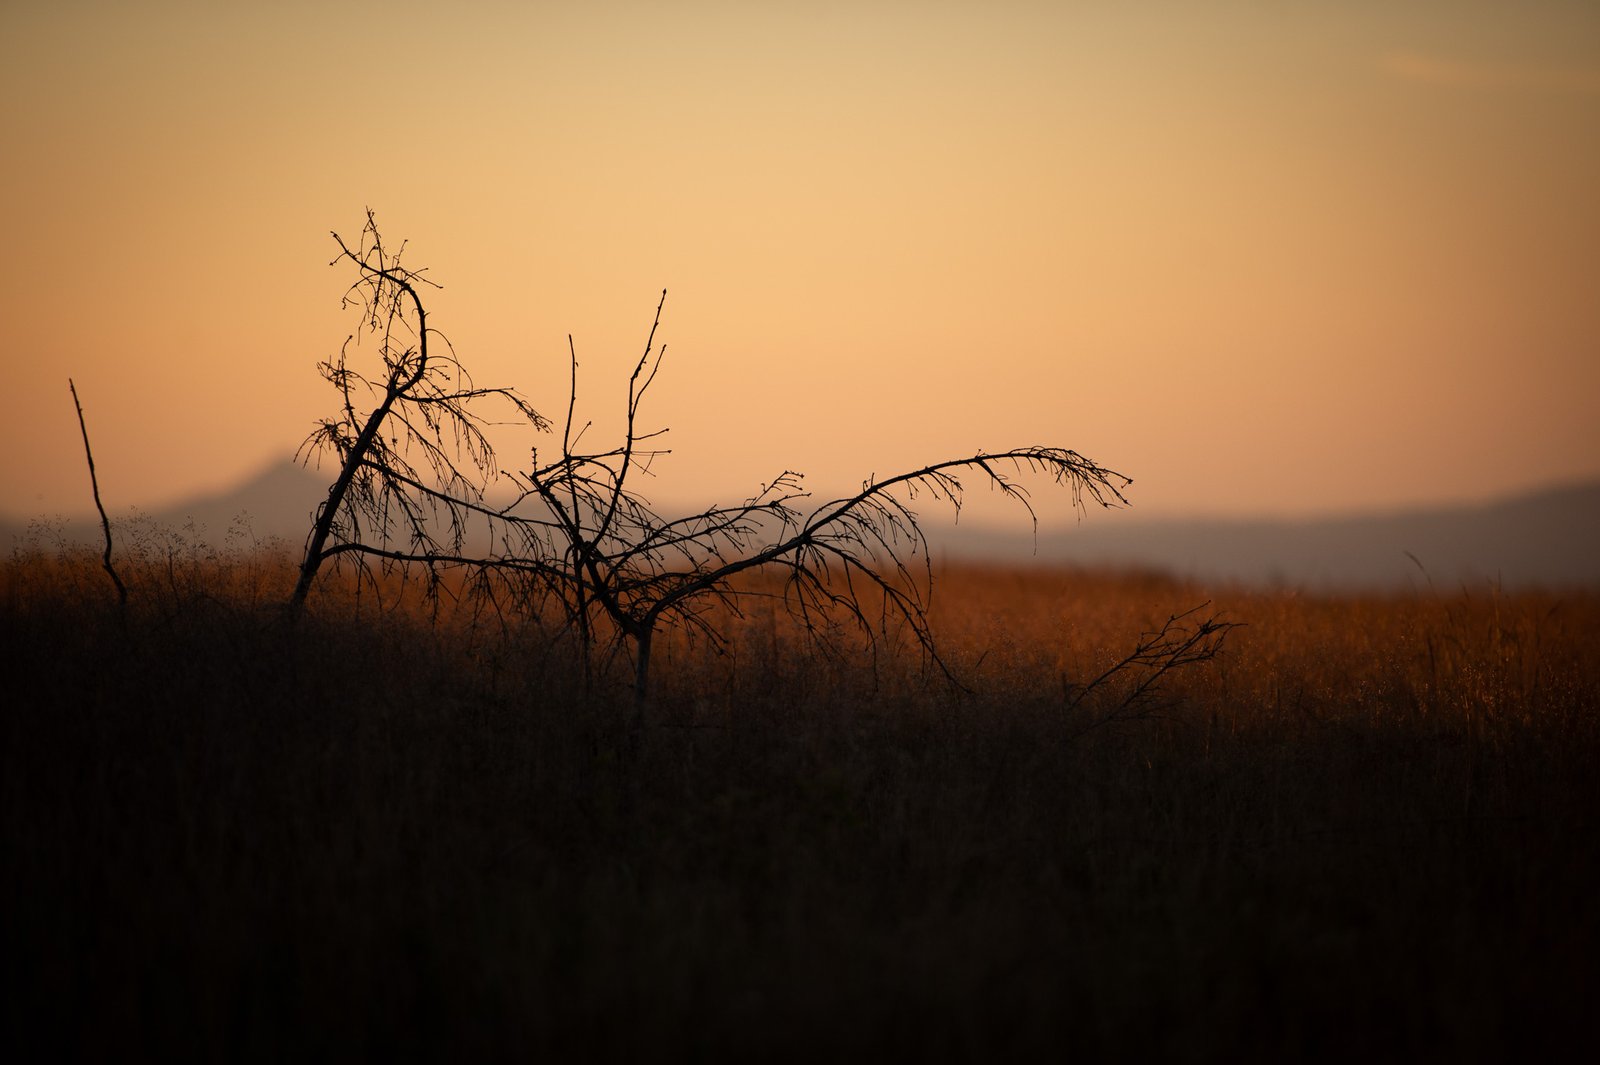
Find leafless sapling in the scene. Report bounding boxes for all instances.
[291,215,1233,735]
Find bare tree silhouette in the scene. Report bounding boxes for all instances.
[293,214,1233,732]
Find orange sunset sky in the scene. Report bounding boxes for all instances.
[3,1,1597,526]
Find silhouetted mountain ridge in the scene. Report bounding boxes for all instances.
[6,461,1597,590]
[935,479,1600,590]
[6,461,327,551]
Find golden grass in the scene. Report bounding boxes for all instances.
[4,544,1597,1060]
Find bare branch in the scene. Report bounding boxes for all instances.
[290,210,549,616]
[1064,604,1243,739]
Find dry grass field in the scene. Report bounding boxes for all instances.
[3,538,1597,1062]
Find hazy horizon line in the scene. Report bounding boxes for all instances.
[8,453,1600,531]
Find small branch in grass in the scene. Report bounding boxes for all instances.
[68,379,127,609]
[1063,603,1241,739]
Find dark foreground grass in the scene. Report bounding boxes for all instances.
[3,548,1597,1062]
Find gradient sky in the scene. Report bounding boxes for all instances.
[3,0,1597,526]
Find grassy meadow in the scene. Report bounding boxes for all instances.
[3,535,1597,1061]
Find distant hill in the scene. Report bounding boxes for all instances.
[931,480,1600,591]
[3,460,328,552]
[5,461,1597,591]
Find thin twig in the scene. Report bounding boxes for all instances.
[68,379,127,609]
